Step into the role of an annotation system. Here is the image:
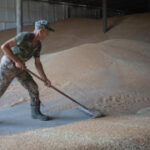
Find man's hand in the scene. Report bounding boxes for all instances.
[15,60,26,70]
[44,78,51,87]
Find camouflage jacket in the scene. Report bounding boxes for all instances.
[11,32,41,62]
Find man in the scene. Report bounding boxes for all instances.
[0,20,55,121]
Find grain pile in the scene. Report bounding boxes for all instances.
[0,13,150,149]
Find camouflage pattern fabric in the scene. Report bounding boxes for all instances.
[0,55,41,106]
[35,20,55,32]
[11,32,41,62]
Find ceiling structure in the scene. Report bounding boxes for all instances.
[33,0,149,14]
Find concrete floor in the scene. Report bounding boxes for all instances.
[0,101,92,136]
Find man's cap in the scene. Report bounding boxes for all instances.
[35,20,55,32]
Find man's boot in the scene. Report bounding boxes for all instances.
[31,105,52,121]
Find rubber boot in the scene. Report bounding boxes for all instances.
[31,105,52,121]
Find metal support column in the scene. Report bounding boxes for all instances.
[102,0,107,33]
[16,0,23,34]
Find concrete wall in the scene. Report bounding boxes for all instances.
[0,0,101,31]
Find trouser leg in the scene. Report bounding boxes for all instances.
[16,70,40,106]
[0,68,14,98]
[0,55,17,98]
[16,71,52,121]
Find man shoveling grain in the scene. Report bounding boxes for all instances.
[0,20,55,121]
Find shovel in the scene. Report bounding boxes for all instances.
[26,69,102,118]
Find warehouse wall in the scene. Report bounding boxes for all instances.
[0,0,16,30]
[0,0,101,31]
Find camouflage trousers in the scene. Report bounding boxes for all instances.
[0,55,41,106]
